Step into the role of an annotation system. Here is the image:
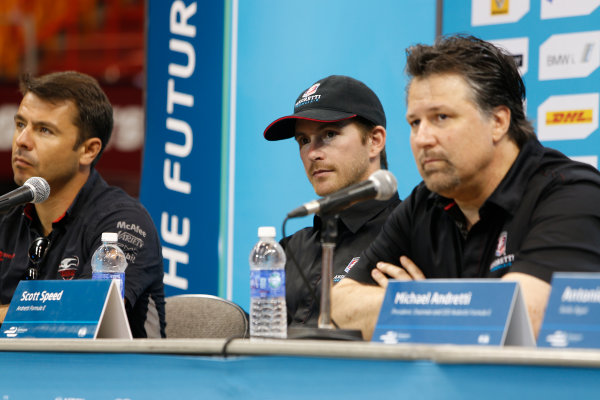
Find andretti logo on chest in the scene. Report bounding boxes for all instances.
[490,231,514,272]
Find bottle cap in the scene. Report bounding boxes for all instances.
[101,232,119,243]
[257,226,276,238]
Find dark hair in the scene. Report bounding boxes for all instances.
[351,116,388,170]
[405,34,535,148]
[19,71,113,166]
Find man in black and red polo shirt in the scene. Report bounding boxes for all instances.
[0,71,165,338]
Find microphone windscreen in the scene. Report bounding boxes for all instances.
[24,177,51,203]
[370,170,397,200]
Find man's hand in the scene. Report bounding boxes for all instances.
[371,255,426,288]
[332,256,426,340]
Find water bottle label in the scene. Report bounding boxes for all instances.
[250,270,285,298]
[92,272,125,299]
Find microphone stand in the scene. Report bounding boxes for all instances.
[288,213,363,340]
[318,214,338,329]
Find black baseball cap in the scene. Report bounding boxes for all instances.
[263,75,386,141]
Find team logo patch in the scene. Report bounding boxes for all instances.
[495,231,507,257]
[490,231,514,272]
[303,83,320,98]
[116,220,147,238]
[119,243,139,264]
[295,82,322,108]
[118,231,144,249]
[345,257,360,273]
[58,256,79,280]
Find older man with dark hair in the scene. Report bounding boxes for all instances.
[0,71,166,338]
[332,35,600,340]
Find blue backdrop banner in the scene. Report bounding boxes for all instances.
[141,0,226,296]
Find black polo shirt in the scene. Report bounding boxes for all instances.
[283,194,400,327]
[0,169,166,338]
[348,138,600,284]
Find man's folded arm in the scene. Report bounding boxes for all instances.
[331,277,385,340]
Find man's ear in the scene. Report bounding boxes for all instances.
[79,137,102,167]
[491,105,511,143]
[369,126,386,158]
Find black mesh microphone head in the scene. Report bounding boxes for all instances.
[23,177,51,203]
[369,170,397,200]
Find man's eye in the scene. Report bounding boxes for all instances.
[438,114,448,121]
[324,130,337,140]
[409,119,420,128]
[296,137,310,146]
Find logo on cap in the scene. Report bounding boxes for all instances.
[303,83,320,98]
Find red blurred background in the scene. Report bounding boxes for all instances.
[0,0,145,197]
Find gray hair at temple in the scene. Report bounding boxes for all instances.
[405,34,536,148]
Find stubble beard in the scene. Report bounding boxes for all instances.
[422,167,461,197]
[311,158,370,197]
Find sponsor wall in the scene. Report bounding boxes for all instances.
[143,0,599,311]
[143,0,436,306]
[444,0,600,167]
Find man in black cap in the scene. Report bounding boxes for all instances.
[263,75,400,329]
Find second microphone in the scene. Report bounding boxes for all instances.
[287,170,397,218]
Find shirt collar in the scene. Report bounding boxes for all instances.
[428,138,544,218]
[482,138,543,216]
[313,193,400,234]
[52,169,101,227]
[21,166,98,231]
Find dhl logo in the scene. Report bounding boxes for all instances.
[491,0,509,15]
[546,109,593,125]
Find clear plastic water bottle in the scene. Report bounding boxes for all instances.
[249,226,287,338]
[91,232,128,298]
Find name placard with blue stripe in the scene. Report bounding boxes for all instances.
[1,280,131,339]
[539,273,600,349]
[373,279,534,346]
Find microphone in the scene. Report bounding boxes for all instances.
[0,177,50,213]
[287,170,397,218]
